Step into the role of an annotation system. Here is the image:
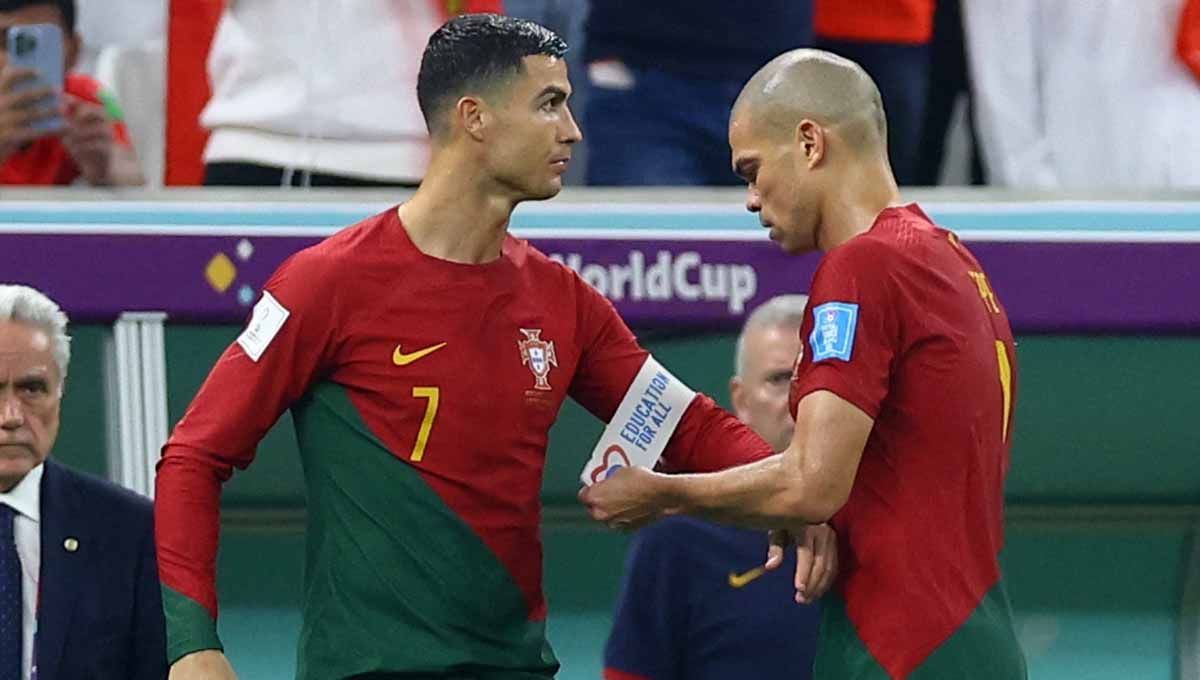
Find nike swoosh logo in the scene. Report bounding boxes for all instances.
[728,566,766,589]
[392,342,448,366]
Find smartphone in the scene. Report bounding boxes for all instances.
[6,23,65,132]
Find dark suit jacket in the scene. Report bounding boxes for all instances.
[35,459,167,680]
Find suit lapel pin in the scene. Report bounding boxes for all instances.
[63,537,79,553]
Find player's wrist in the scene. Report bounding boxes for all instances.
[654,472,690,515]
[162,585,224,663]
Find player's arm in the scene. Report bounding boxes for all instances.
[567,275,774,477]
[603,525,688,680]
[608,391,873,528]
[156,250,340,671]
[582,239,896,530]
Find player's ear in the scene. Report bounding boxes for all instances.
[456,96,488,142]
[795,119,825,170]
[64,31,81,73]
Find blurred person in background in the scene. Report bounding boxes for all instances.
[200,0,500,188]
[73,0,165,71]
[964,0,1200,188]
[813,0,937,187]
[583,0,813,186]
[604,294,828,680]
[914,0,984,186]
[0,284,166,680]
[0,0,143,185]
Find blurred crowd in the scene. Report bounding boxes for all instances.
[2,0,1199,190]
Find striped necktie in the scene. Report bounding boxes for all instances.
[0,503,21,680]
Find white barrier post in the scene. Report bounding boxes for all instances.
[105,312,169,498]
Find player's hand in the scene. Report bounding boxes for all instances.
[0,65,58,163]
[169,649,239,680]
[765,523,838,604]
[61,95,117,185]
[578,466,676,531]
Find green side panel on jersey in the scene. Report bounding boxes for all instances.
[913,579,1027,680]
[813,593,890,680]
[162,584,224,663]
[816,580,1027,680]
[290,381,557,680]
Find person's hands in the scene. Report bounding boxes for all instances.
[578,466,676,531]
[61,95,117,184]
[765,523,838,604]
[169,650,239,680]
[0,66,58,162]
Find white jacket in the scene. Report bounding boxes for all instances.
[964,0,1200,188]
[201,0,444,182]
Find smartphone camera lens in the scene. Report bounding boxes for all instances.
[13,32,37,58]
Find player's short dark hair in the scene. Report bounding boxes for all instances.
[417,13,568,137]
[0,0,76,33]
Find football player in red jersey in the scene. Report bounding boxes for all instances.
[582,49,1028,680]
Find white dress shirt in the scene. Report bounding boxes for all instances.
[0,463,42,680]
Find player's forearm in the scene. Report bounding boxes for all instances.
[659,451,835,529]
[660,394,774,473]
[155,447,228,661]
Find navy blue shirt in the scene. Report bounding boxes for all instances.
[584,0,814,83]
[604,517,821,680]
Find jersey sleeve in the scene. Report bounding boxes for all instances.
[155,248,341,663]
[790,237,901,420]
[603,524,688,680]
[568,277,772,473]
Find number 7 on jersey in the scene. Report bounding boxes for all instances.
[409,386,440,461]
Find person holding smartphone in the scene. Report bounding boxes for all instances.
[0,0,144,186]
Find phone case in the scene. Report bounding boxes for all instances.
[6,23,66,132]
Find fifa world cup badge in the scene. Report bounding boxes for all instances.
[518,329,558,391]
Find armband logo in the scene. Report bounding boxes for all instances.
[589,445,631,484]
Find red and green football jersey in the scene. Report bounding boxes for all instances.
[155,207,771,679]
[789,204,1027,680]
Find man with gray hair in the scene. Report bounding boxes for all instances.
[0,283,166,680]
[603,294,830,680]
[731,294,811,458]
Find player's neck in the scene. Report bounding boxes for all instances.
[817,157,902,251]
[398,157,515,265]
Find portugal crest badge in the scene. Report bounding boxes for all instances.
[518,328,557,391]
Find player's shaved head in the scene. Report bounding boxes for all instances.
[733,49,887,155]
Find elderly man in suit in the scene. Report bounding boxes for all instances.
[0,283,166,680]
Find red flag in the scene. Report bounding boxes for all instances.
[165,0,223,185]
[1180,0,1200,81]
